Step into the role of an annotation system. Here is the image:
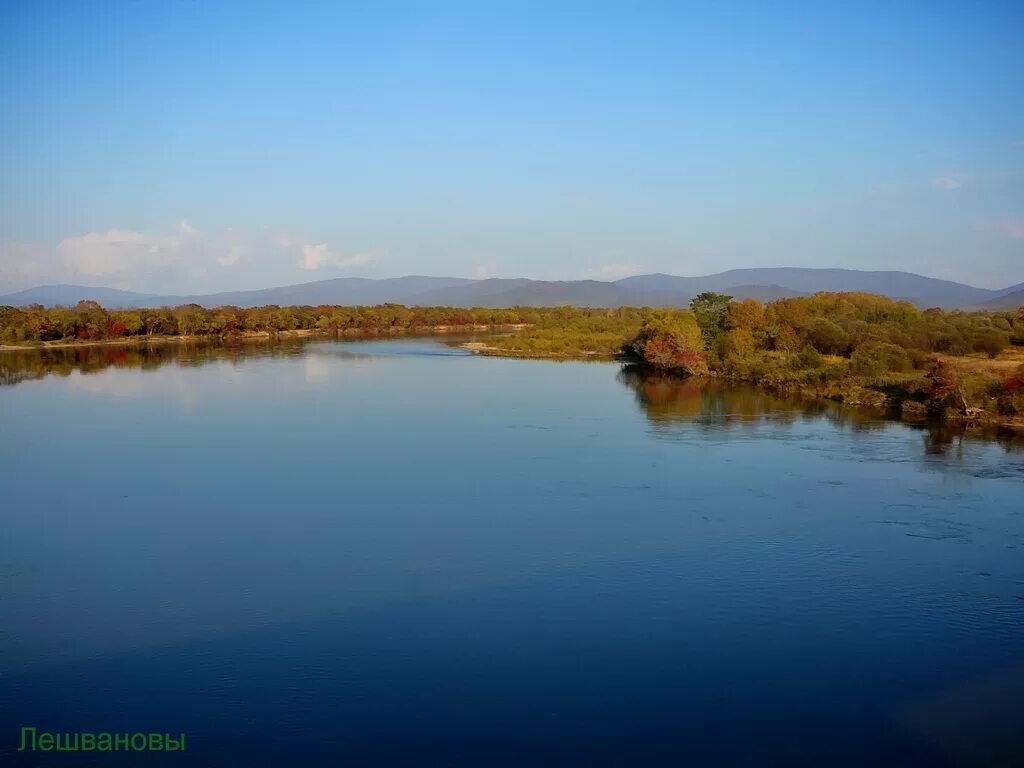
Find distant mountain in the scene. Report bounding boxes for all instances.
[0,284,156,308]
[713,284,807,302]
[150,276,475,309]
[466,280,639,308]
[983,288,1024,310]
[616,268,1000,308]
[396,278,534,306]
[3,269,1021,310]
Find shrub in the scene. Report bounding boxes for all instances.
[719,328,756,359]
[996,376,1024,415]
[850,342,913,376]
[807,318,849,355]
[972,328,1009,359]
[793,345,824,370]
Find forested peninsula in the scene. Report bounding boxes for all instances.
[2,294,1023,428]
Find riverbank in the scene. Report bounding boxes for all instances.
[0,323,530,352]
[4,294,1022,430]
[461,339,1024,431]
[725,349,1024,431]
[460,341,606,360]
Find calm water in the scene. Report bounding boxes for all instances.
[1,338,1023,766]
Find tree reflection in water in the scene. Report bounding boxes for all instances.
[617,367,1024,461]
[3,343,1022,462]
[0,337,314,387]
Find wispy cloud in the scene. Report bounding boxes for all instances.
[0,225,204,292]
[585,263,646,279]
[56,228,188,277]
[298,243,376,271]
[930,176,962,190]
[217,245,245,267]
[471,263,500,279]
[0,221,379,293]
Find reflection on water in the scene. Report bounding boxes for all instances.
[0,334,482,387]
[0,337,310,386]
[4,341,1024,464]
[618,368,1024,460]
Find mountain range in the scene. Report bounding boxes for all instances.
[3,269,1023,310]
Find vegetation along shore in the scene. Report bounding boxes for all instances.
[2,294,1022,428]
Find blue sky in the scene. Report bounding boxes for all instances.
[1,0,1022,293]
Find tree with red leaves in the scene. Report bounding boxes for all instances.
[629,311,708,376]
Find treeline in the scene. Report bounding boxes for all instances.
[627,292,1024,421]
[631,292,1023,368]
[0,301,559,345]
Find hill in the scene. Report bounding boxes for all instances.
[3,269,1021,309]
[983,288,1024,310]
[0,284,156,308]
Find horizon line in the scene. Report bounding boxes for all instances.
[4,265,1024,299]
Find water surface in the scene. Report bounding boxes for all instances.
[1,338,1022,766]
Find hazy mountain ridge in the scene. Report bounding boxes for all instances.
[3,269,1023,310]
[983,288,1024,310]
[0,284,158,307]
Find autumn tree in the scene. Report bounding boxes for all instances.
[628,311,708,376]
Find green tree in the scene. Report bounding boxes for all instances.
[690,292,732,349]
[972,327,1009,359]
[851,341,912,375]
[807,318,849,355]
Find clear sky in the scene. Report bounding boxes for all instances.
[1,0,1022,293]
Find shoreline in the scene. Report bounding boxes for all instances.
[461,342,1024,432]
[0,324,530,352]
[4,329,1022,433]
[460,341,607,360]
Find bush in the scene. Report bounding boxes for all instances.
[851,342,913,376]
[719,328,755,359]
[807,318,849,355]
[996,376,1024,415]
[972,328,1009,359]
[793,345,824,370]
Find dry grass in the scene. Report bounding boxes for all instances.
[936,348,1024,378]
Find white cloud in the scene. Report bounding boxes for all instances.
[298,243,376,271]
[217,245,245,267]
[930,176,962,190]
[472,263,499,279]
[1,222,384,294]
[1013,138,1024,147]
[299,243,331,270]
[2,224,276,292]
[585,263,646,279]
[56,228,182,276]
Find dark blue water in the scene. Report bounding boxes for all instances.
[1,338,1022,766]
